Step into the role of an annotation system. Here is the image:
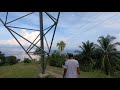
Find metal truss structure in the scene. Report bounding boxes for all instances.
[0,12,60,74]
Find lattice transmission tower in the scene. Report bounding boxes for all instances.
[0,12,60,74]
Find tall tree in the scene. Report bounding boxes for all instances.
[0,51,5,65]
[95,35,120,75]
[57,41,66,55]
[79,41,95,69]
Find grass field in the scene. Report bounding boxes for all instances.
[0,62,40,78]
[0,62,113,78]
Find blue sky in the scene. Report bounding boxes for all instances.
[0,12,120,55]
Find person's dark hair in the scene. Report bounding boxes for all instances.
[68,53,73,59]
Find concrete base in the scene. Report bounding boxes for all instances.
[39,73,50,78]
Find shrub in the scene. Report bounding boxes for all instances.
[0,52,6,66]
[0,59,6,66]
[17,59,20,62]
[74,54,93,72]
[48,51,66,68]
[6,56,18,65]
[23,58,31,63]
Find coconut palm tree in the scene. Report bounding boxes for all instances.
[94,35,120,75]
[57,41,66,55]
[79,41,96,71]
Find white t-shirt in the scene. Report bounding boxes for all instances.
[64,59,79,78]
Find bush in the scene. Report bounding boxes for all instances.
[23,58,31,63]
[79,64,93,72]
[17,59,20,62]
[0,59,6,66]
[0,52,6,66]
[6,56,18,65]
[74,54,93,72]
[48,51,66,68]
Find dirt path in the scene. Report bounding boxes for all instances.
[46,70,62,78]
[46,69,84,78]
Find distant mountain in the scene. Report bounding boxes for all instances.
[47,48,80,54]
[0,45,80,60]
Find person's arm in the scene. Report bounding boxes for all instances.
[76,61,80,76]
[63,61,68,78]
[77,67,80,75]
[63,68,67,78]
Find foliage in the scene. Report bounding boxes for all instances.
[75,41,96,71]
[6,56,18,65]
[34,48,41,54]
[17,59,21,62]
[74,35,120,76]
[1,34,120,77]
[48,50,66,68]
[94,35,120,76]
[0,62,112,78]
[0,51,6,66]
[23,58,31,63]
[0,62,40,78]
[57,41,66,54]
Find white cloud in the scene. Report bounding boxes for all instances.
[0,29,40,46]
[0,39,18,45]
[1,12,120,50]
[0,29,68,50]
[115,33,120,42]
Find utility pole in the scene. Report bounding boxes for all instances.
[39,12,45,74]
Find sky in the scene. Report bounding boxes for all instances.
[0,12,120,59]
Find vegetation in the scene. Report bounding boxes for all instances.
[0,51,6,66]
[74,35,120,76]
[23,58,31,63]
[0,62,40,78]
[34,47,41,55]
[57,41,66,55]
[6,56,18,65]
[0,62,112,78]
[94,35,120,76]
[0,51,19,66]
[78,41,95,72]
[1,35,120,77]
[48,35,120,77]
[48,50,66,68]
[48,41,66,67]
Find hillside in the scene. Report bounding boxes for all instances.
[0,62,113,78]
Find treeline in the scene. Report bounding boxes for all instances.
[48,35,120,76]
[0,51,20,66]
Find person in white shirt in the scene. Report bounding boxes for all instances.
[63,53,80,78]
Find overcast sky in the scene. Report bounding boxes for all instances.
[0,12,120,59]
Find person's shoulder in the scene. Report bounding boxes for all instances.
[65,59,69,63]
[65,59,72,63]
[73,59,79,63]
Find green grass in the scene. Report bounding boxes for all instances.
[46,66,112,78]
[0,62,40,78]
[80,71,111,78]
[0,62,114,78]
